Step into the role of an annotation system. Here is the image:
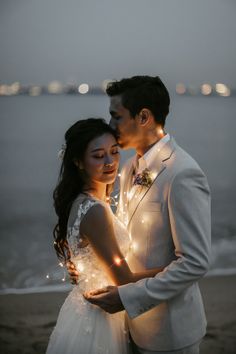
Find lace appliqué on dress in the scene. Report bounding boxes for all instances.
[67,199,98,258]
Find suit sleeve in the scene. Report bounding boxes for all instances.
[118,167,211,319]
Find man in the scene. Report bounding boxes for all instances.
[69,76,211,354]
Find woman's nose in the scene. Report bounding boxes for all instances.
[104,155,113,166]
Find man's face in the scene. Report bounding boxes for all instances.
[109,95,140,150]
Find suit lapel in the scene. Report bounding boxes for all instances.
[127,137,176,228]
[127,163,166,228]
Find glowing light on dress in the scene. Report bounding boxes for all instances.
[114,256,122,266]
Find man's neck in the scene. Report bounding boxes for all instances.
[136,133,166,157]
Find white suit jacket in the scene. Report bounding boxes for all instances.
[117,137,211,351]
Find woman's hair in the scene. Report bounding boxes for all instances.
[106,75,170,127]
[53,118,116,261]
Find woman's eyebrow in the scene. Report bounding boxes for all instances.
[91,148,104,153]
[91,144,118,153]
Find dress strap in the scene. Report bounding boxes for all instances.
[67,198,100,257]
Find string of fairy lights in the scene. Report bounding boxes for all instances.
[0,80,233,97]
[45,166,160,284]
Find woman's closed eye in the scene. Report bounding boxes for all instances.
[92,150,119,159]
[93,154,104,159]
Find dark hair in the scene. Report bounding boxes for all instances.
[106,75,170,126]
[53,118,116,261]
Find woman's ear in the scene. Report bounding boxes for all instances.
[74,159,83,169]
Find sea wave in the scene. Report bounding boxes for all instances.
[1,267,236,295]
[0,283,72,295]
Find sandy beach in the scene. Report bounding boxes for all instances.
[0,275,236,354]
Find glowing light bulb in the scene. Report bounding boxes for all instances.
[118,173,121,177]
[114,256,122,266]
[62,277,65,282]
[131,242,138,251]
[46,274,50,279]
[150,171,157,179]
[59,262,64,267]
[77,262,84,272]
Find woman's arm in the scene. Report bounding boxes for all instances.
[80,203,163,286]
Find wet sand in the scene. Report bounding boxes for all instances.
[0,275,235,354]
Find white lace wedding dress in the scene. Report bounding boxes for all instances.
[46,196,130,354]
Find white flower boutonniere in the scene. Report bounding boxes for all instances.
[133,168,153,188]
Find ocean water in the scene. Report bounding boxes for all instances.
[0,94,236,294]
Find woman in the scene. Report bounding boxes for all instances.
[46,118,162,354]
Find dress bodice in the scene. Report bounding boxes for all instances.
[66,196,131,292]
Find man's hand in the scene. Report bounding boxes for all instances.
[66,260,79,285]
[84,286,124,314]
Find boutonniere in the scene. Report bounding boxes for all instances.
[133,168,153,188]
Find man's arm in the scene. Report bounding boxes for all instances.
[86,168,211,316]
[118,167,211,318]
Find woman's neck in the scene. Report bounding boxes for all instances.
[83,182,107,202]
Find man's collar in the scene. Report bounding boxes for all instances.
[136,134,170,172]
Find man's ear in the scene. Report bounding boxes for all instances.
[138,109,151,125]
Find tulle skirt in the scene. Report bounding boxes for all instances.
[46,287,129,354]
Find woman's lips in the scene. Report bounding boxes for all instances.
[103,169,116,174]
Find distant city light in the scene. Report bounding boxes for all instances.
[48,81,63,94]
[0,80,234,97]
[29,86,42,96]
[215,83,231,97]
[188,85,199,95]
[201,83,212,96]
[176,83,186,95]
[78,83,89,94]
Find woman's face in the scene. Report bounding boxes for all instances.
[81,133,120,185]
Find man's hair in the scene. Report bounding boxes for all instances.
[106,76,170,126]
